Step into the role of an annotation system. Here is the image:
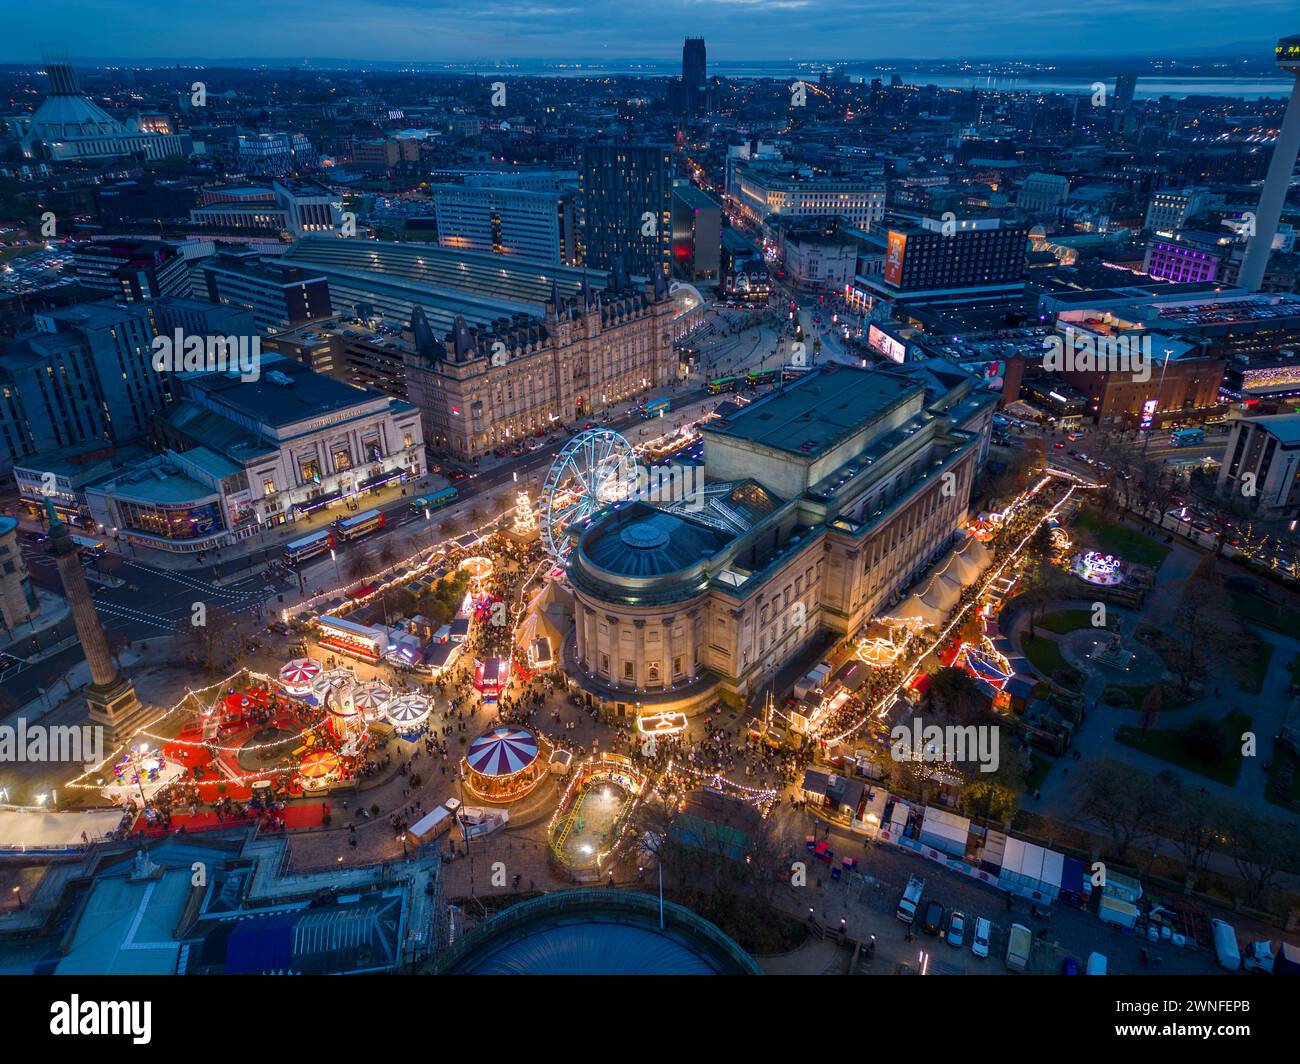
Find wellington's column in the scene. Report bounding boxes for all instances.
[43,499,146,746]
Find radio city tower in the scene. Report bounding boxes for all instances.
[43,498,146,746]
[1238,35,1300,291]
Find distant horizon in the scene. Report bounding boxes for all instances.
[6,0,1295,66]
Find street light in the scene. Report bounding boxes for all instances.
[329,546,342,584]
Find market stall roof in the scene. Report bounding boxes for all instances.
[386,693,432,727]
[467,726,540,777]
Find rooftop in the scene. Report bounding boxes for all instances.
[701,365,921,458]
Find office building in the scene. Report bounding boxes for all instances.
[202,251,333,331]
[863,216,1029,305]
[1017,173,1070,214]
[1142,230,1233,284]
[580,144,674,278]
[71,238,191,302]
[734,168,885,231]
[1217,412,1300,519]
[1144,186,1212,231]
[1113,73,1138,112]
[434,183,576,264]
[0,302,168,478]
[670,185,722,282]
[0,516,39,638]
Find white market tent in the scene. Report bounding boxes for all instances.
[0,806,126,853]
[919,806,971,858]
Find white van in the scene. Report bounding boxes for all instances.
[1085,952,1107,975]
[1211,919,1241,972]
[971,917,992,959]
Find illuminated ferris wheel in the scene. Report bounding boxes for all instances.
[541,428,637,566]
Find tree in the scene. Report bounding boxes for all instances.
[1162,784,1227,892]
[345,549,376,583]
[1076,759,1175,862]
[377,538,402,570]
[1138,685,1163,731]
[1155,554,1239,694]
[1223,811,1300,909]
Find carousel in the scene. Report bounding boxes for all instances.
[278,657,323,698]
[1071,550,1124,587]
[324,680,370,756]
[309,667,353,703]
[385,693,432,740]
[459,556,495,591]
[461,725,549,804]
[352,681,392,723]
[298,750,342,793]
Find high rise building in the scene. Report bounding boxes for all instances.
[0,301,168,477]
[202,251,333,331]
[579,144,673,278]
[681,37,708,116]
[71,238,191,302]
[868,216,1029,303]
[1113,73,1138,112]
[1239,35,1300,291]
[433,183,576,264]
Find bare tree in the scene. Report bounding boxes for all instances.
[1076,758,1175,862]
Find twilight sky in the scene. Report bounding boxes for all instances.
[6,0,1296,62]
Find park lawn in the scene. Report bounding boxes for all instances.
[1231,638,1273,696]
[1229,591,1300,641]
[1036,608,1096,634]
[1073,508,1171,570]
[1100,682,1198,711]
[1114,710,1252,786]
[1021,633,1068,678]
[1024,752,1053,792]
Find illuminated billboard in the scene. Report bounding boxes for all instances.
[868,324,907,363]
[884,231,907,286]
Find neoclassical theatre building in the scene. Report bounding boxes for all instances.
[564,362,997,714]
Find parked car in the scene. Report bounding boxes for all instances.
[921,901,944,936]
[946,910,966,948]
[971,917,991,958]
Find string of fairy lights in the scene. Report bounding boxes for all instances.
[823,473,1087,746]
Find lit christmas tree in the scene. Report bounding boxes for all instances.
[514,490,537,534]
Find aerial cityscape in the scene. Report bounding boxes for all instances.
[1,0,1299,1012]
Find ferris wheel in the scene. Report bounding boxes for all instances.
[541,428,638,565]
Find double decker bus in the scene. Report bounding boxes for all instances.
[284,529,335,566]
[639,397,671,419]
[781,364,814,382]
[334,508,386,541]
[706,376,739,395]
[746,368,779,387]
[1170,428,1206,448]
[409,486,458,516]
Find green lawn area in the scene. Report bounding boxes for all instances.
[1036,609,1096,635]
[1021,633,1068,678]
[1024,752,1053,792]
[1115,710,1252,785]
[1232,638,1274,696]
[1229,592,1300,640]
[1100,682,1198,711]
[1073,508,1171,570]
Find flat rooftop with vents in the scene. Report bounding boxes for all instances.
[700,365,925,499]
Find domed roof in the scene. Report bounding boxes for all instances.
[438,890,761,975]
[30,94,127,142]
[577,502,732,581]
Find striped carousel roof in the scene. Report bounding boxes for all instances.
[466,726,539,778]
